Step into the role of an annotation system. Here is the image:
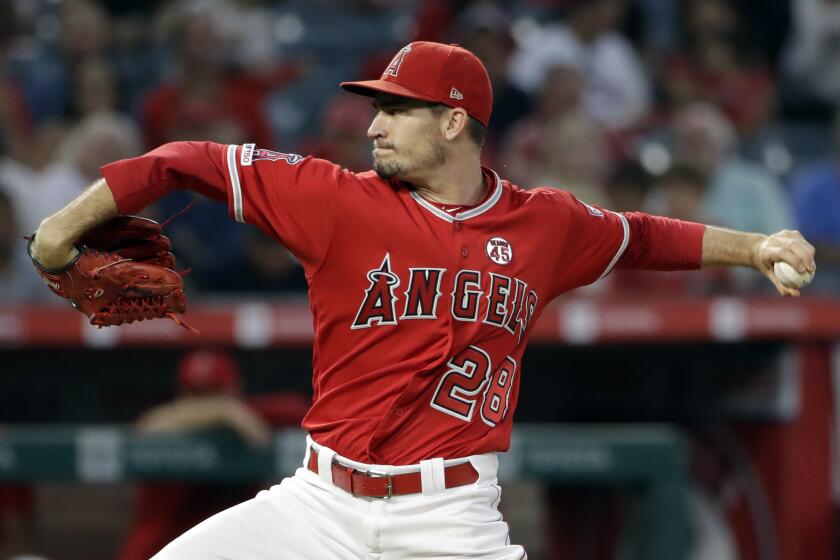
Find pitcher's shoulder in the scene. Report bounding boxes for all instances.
[348,169,400,191]
[502,180,577,210]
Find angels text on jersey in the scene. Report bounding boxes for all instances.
[351,253,539,342]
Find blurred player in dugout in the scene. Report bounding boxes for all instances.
[118,349,308,560]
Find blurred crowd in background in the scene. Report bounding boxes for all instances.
[2,0,840,300]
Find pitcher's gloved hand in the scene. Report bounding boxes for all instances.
[29,216,194,331]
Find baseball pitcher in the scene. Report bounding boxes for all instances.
[29,42,815,559]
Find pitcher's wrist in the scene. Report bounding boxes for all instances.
[30,224,80,270]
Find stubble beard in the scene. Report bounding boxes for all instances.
[373,158,404,180]
[373,142,447,181]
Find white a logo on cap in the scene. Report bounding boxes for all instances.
[383,46,412,77]
[450,87,464,100]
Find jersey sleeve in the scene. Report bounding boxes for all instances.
[546,191,705,296]
[223,144,347,273]
[101,141,347,274]
[100,141,230,212]
[548,191,631,295]
[616,212,705,271]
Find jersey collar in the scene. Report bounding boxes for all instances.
[409,169,503,223]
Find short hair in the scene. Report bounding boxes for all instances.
[429,104,486,148]
[465,116,487,148]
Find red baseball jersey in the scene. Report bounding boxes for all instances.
[101,141,704,464]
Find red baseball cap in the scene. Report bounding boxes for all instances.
[341,41,493,127]
[177,349,241,394]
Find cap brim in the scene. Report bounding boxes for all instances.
[340,79,441,104]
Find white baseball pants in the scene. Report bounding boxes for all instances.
[151,438,526,560]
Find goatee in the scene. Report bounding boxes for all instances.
[373,160,403,180]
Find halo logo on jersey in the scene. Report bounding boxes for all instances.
[383,46,412,77]
[351,253,401,329]
[246,148,302,165]
[486,237,512,265]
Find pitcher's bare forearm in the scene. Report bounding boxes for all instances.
[33,142,233,269]
[701,226,766,268]
[701,225,816,296]
[32,178,118,268]
[701,225,815,270]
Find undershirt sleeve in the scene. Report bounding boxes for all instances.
[616,212,705,271]
[546,190,705,296]
[100,141,229,213]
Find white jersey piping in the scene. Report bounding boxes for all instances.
[409,171,503,223]
[227,144,245,223]
[597,211,630,280]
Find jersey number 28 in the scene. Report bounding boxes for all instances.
[430,345,517,427]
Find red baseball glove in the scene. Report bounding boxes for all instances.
[29,216,194,331]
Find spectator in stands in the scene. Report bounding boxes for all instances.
[655,164,714,223]
[141,0,299,295]
[141,0,277,148]
[225,0,288,73]
[0,61,77,237]
[301,94,372,172]
[604,159,653,212]
[69,56,118,119]
[782,0,840,119]
[660,0,774,136]
[452,4,531,150]
[4,0,111,125]
[0,64,75,237]
[789,110,840,293]
[508,0,651,131]
[152,191,251,295]
[0,73,31,163]
[500,63,585,185]
[118,349,309,560]
[530,114,611,207]
[2,112,141,236]
[670,103,792,235]
[0,125,72,227]
[410,0,456,44]
[58,1,109,67]
[0,4,108,240]
[726,0,792,69]
[214,227,308,295]
[57,112,143,189]
[609,165,733,296]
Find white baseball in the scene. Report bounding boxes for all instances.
[773,261,814,289]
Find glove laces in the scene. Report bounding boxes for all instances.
[92,295,198,333]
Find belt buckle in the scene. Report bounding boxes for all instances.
[365,468,393,499]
